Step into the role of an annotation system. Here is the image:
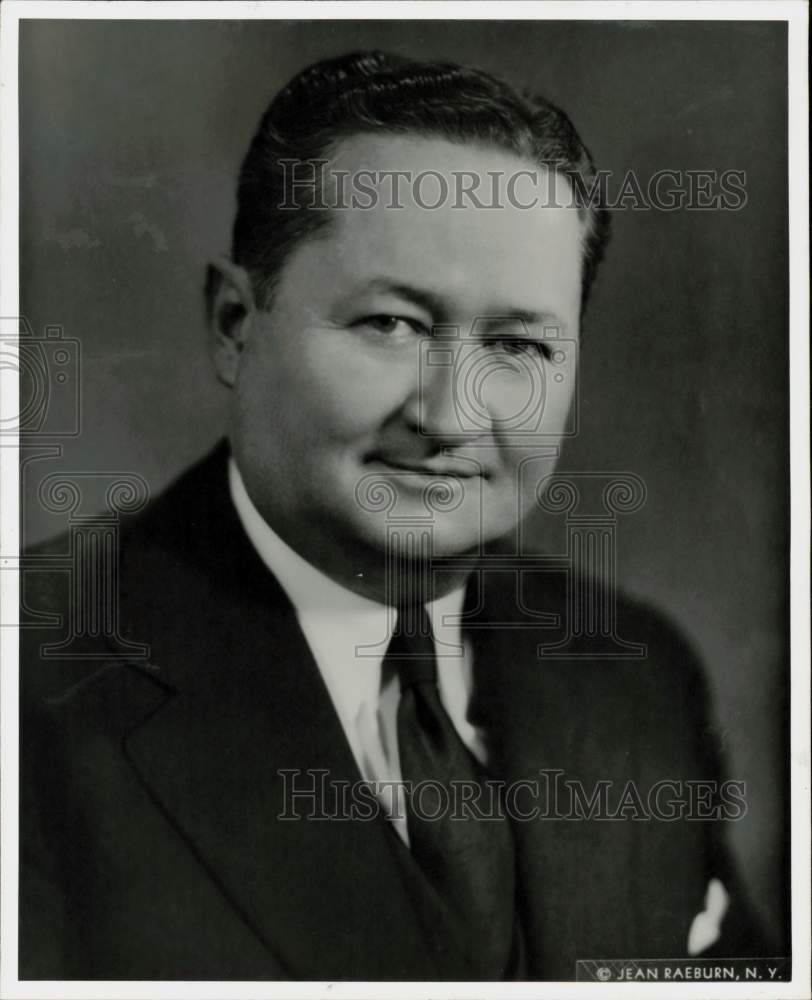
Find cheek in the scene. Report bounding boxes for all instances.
[539,376,577,435]
[475,357,576,437]
[249,329,417,441]
[310,339,416,439]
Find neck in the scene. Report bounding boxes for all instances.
[279,524,475,605]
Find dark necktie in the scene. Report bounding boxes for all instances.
[385,604,517,979]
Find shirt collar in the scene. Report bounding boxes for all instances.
[228,458,466,716]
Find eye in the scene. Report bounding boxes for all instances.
[486,337,552,360]
[357,315,427,337]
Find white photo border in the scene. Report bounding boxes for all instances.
[1,3,808,998]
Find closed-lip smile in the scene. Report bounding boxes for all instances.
[370,456,485,479]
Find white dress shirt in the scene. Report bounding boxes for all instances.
[229,459,486,842]
[228,458,728,950]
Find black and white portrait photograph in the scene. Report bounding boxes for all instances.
[0,2,808,997]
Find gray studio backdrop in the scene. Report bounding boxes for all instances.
[19,20,789,946]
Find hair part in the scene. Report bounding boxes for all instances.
[231,50,610,317]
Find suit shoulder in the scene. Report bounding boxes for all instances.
[517,568,707,678]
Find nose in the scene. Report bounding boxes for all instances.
[403,342,489,441]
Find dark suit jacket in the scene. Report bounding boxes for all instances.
[19,444,766,980]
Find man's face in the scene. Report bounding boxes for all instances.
[226,134,582,566]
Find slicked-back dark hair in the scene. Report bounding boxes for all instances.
[232,50,610,315]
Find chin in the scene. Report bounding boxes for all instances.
[345,481,516,558]
[350,512,484,560]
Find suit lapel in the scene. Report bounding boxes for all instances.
[467,571,644,979]
[115,446,438,979]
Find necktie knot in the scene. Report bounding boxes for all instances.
[387,605,437,689]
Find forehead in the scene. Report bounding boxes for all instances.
[317,133,584,323]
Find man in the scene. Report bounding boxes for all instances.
[20,51,764,980]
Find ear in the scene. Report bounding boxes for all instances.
[206,257,257,388]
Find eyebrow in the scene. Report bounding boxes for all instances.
[362,279,448,320]
[360,278,566,333]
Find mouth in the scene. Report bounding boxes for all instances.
[368,456,485,480]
